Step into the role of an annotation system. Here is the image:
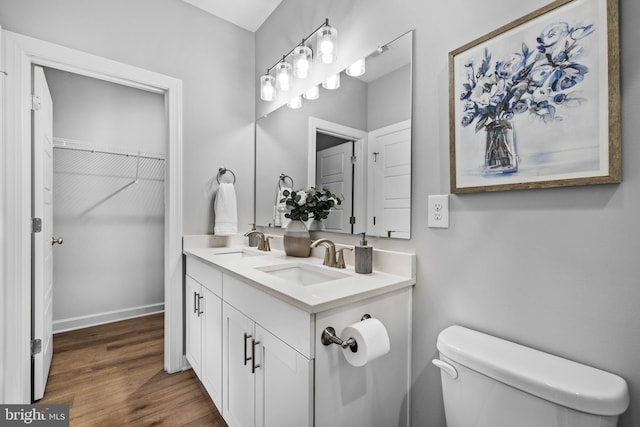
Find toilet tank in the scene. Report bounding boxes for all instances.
[434,326,629,427]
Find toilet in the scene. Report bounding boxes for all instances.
[433,326,629,427]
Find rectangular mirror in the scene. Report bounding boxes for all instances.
[255,30,413,239]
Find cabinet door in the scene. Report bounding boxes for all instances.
[223,303,256,427]
[201,286,223,410]
[255,325,313,427]
[185,276,202,378]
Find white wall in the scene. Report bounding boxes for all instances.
[0,0,256,235]
[44,68,165,331]
[256,1,640,426]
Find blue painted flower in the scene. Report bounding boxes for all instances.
[513,100,529,114]
[495,53,525,79]
[571,24,595,40]
[553,93,567,104]
[470,74,505,106]
[548,64,588,91]
[538,22,570,47]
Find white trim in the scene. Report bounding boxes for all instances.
[53,303,165,334]
[1,30,184,403]
[307,117,368,235]
[0,24,6,404]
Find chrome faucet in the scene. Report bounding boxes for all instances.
[311,239,352,268]
[310,239,339,268]
[244,230,271,251]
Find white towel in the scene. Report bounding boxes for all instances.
[214,183,238,235]
[275,187,292,228]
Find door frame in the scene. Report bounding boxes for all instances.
[1,30,184,403]
[307,117,367,235]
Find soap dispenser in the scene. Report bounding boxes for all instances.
[248,224,259,247]
[355,232,372,274]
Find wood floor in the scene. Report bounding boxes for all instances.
[39,313,228,427]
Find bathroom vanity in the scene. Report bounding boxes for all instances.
[183,241,415,427]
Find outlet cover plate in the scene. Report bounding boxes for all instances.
[428,195,449,228]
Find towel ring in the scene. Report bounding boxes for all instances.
[217,168,236,184]
[278,173,294,189]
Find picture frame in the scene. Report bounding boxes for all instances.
[449,0,620,193]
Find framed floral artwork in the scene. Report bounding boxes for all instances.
[449,0,620,193]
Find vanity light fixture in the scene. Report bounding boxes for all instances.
[303,85,320,100]
[260,74,276,101]
[293,45,313,79]
[287,95,302,109]
[346,58,366,77]
[259,19,337,102]
[317,24,338,64]
[322,72,340,90]
[275,59,293,91]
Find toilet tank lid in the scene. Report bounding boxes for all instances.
[437,325,629,416]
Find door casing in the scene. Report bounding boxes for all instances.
[1,29,184,403]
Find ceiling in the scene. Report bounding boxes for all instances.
[182,0,283,32]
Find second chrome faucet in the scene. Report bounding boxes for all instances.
[310,239,352,268]
[244,230,271,251]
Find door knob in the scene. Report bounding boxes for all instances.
[51,237,63,245]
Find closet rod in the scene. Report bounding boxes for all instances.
[53,139,165,161]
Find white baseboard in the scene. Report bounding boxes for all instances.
[53,303,165,334]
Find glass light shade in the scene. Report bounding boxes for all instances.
[293,45,313,79]
[317,25,338,64]
[275,61,293,91]
[346,58,366,77]
[303,85,320,100]
[322,72,340,90]
[260,75,276,101]
[287,95,302,109]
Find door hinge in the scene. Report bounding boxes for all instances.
[31,94,42,111]
[350,155,357,164]
[349,216,356,225]
[31,339,42,356]
[32,217,42,233]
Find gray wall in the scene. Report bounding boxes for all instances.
[0,0,256,235]
[257,1,640,426]
[367,64,411,130]
[45,68,165,330]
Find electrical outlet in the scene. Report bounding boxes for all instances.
[428,195,449,228]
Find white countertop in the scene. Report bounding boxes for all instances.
[184,246,416,313]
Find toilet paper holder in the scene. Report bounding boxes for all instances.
[321,314,371,352]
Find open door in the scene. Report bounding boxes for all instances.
[316,140,354,233]
[32,66,56,401]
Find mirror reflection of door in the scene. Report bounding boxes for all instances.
[368,120,411,239]
[315,131,354,233]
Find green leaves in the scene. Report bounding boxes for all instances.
[280,186,342,222]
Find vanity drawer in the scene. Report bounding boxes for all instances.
[186,256,223,297]
[223,273,314,358]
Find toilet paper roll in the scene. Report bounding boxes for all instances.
[341,318,390,367]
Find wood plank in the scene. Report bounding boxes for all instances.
[39,313,227,427]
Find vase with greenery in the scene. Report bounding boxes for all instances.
[280,187,342,257]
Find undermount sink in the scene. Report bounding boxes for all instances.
[255,263,348,286]
[214,248,266,258]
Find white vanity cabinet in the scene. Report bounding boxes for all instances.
[185,259,223,410]
[184,249,414,427]
[222,303,313,427]
[222,272,313,427]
